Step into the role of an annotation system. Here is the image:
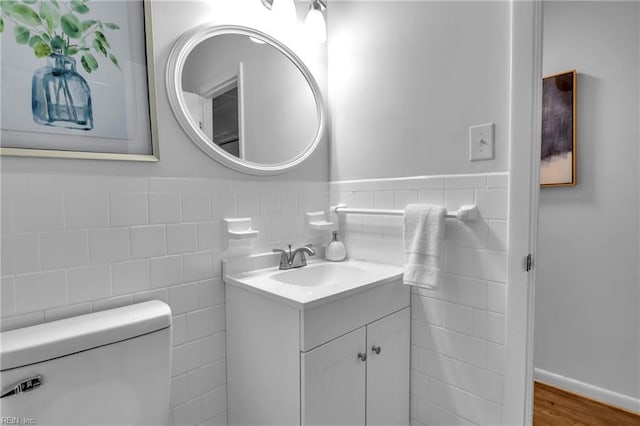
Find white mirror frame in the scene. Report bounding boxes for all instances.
[166,24,326,175]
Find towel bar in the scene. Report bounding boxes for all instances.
[331,204,479,222]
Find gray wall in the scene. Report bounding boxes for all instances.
[327,1,511,181]
[535,1,640,400]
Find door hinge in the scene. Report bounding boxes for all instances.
[524,254,533,272]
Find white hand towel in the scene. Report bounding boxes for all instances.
[403,204,446,289]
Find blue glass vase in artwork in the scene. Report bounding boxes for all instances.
[32,54,93,130]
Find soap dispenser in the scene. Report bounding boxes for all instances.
[326,231,346,262]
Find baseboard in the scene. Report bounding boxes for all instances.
[534,368,640,413]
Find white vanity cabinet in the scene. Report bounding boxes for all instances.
[225,272,410,426]
[302,307,410,426]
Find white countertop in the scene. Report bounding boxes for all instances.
[223,259,404,309]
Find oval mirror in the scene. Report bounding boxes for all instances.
[166,24,325,175]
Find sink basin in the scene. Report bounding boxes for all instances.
[224,259,403,308]
[271,263,366,286]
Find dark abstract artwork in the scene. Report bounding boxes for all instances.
[541,70,576,186]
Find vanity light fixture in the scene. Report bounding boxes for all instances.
[304,0,327,43]
[261,0,327,44]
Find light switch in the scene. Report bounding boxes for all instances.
[469,123,495,161]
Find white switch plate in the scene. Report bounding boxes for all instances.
[469,123,495,161]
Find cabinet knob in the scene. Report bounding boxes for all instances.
[357,352,367,362]
[371,345,381,355]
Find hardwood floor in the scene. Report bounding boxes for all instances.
[534,381,640,426]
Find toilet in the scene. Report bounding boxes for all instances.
[0,301,172,426]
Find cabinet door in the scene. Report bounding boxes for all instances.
[366,307,410,426]
[302,327,366,426]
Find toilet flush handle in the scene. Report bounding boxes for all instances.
[1,376,42,398]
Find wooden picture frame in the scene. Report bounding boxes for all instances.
[0,0,159,162]
[541,70,576,186]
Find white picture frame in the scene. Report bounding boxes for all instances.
[0,0,159,162]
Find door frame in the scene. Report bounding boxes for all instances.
[504,0,543,424]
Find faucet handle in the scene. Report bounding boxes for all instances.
[273,248,290,269]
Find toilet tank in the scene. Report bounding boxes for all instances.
[0,301,172,426]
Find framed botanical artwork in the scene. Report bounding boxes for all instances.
[0,0,159,161]
[541,70,576,186]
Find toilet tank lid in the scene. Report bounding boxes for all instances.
[1,301,172,371]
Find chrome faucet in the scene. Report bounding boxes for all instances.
[273,244,316,270]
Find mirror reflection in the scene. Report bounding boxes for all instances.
[181,34,318,165]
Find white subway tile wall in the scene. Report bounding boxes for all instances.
[0,173,329,426]
[331,172,508,426]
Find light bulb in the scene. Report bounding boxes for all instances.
[304,2,326,44]
[271,0,297,26]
